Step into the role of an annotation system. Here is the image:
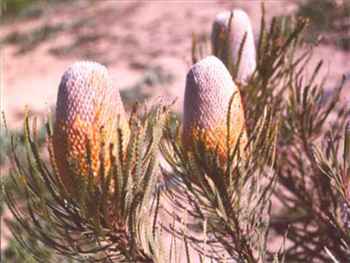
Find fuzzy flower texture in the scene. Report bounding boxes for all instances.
[182,56,247,163]
[212,9,256,83]
[53,61,129,193]
[52,9,254,191]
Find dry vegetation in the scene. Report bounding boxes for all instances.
[1,1,350,262]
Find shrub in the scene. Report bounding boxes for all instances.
[3,5,350,263]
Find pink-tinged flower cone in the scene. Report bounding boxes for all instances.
[52,61,129,193]
[182,56,247,164]
[211,9,256,83]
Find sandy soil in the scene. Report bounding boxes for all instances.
[2,0,348,130]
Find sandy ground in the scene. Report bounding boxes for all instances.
[0,0,349,259]
[2,0,349,130]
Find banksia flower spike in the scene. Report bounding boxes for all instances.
[211,9,256,83]
[52,61,129,193]
[182,56,247,164]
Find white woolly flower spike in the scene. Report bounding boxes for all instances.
[182,56,247,163]
[53,61,129,193]
[211,9,256,83]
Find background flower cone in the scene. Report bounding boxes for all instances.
[211,9,256,84]
[52,61,129,194]
[182,55,247,165]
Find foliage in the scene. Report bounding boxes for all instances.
[5,103,169,262]
[0,0,80,20]
[3,4,350,263]
[1,23,66,55]
[190,3,349,261]
[120,66,174,110]
[0,119,46,166]
[0,118,60,262]
[313,125,350,262]
[0,2,87,55]
[161,106,278,262]
[1,0,39,18]
[296,0,350,50]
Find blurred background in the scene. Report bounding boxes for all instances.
[0,0,349,261]
[1,0,349,129]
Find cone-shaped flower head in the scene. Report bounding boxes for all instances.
[183,56,247,163]
[53,61,129,192]
[211,9,256,83]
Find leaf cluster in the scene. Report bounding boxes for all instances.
[5,104,169,262]
[3,4,350,263]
